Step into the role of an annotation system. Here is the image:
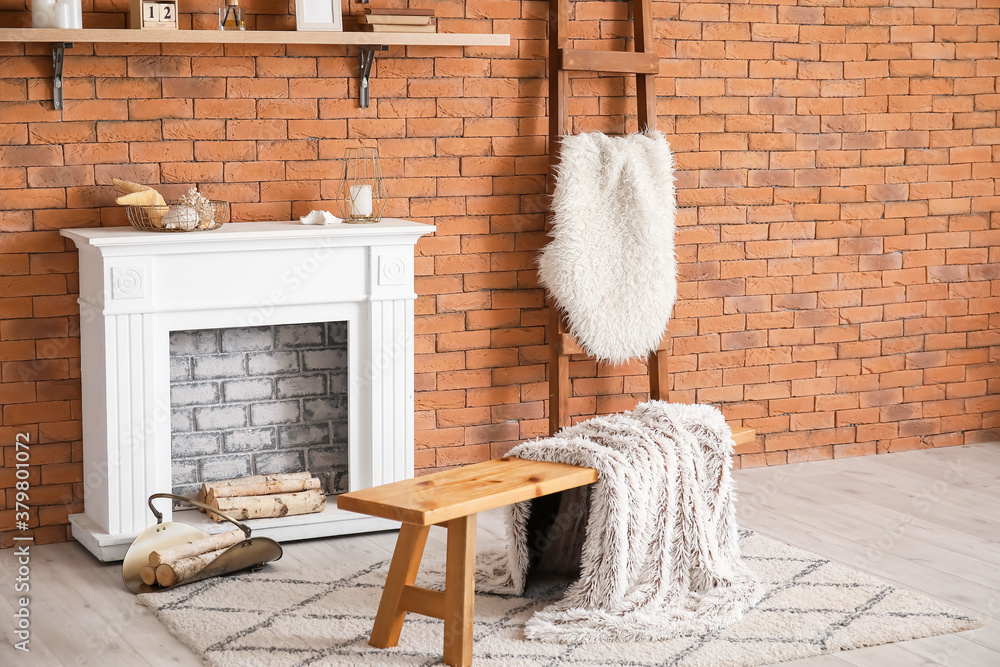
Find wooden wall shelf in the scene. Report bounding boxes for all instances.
[0,27,509,47]
[0,28,510,109]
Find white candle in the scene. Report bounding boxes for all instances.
[55,5,70,27]
[67,0,82,28]
[54,0,72,28]
[38,0,81,28]
[32,0,56,27]
[349,184,373,217]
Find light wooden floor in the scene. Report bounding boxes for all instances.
[2,443,998,666]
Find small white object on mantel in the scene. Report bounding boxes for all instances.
[60,219,434,561]
[161,205,199,230]
[299,209,342,225]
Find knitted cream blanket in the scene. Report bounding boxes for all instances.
[476,401,761,642]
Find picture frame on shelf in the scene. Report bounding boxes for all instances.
[294,0,343,31]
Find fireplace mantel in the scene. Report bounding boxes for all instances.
[62,220,434,561]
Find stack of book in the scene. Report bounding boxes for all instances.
[358,7,435,33]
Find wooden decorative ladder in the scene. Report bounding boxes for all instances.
[546,0,755,447]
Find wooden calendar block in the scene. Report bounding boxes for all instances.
[130,0,178,29]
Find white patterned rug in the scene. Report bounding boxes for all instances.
[139,531,981,667]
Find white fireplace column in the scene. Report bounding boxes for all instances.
[61,220,434,561]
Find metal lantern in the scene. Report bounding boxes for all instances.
[337,146,387,224]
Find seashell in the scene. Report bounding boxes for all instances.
[161,206,199,231]
[299,210,341,225]
[176,187,216,228]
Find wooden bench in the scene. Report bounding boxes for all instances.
[338,425,755,666]
[338,456,599,667]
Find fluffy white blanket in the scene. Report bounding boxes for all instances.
[538,131,677,364]
[477,401,761,642]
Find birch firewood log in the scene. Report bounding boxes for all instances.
[208,489,326,522]
[155,547,228,587]
[206,476,321,503]
[197,472,313,511]
[140,565,157,586]
[148,529,245,567]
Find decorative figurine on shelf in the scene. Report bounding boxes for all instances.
[129,0,178,29]
[337,145,387,224]
[32,0,82,28]
[219,0,245,30]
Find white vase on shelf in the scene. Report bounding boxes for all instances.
[32,0,82,28]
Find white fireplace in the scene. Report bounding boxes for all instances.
[61,220,433,561]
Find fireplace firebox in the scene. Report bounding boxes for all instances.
[169,321,350,500]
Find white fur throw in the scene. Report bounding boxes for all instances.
[538,131,677,364]
[476,401,761,643]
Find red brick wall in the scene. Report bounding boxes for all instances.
[1,0,999,546]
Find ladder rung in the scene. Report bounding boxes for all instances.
[560,48,660,74]
[557,332,671,356]
[558,333,585,355]
[730,427,756,446]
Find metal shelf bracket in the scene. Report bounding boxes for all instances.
[358,45,388,109]
[52,42,72,111]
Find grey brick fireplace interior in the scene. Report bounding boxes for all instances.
[169,322,349,500]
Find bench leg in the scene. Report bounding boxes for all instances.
[369,522,430,649]
[443,514,476,667]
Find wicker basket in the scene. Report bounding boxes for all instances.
[126,201,229,232]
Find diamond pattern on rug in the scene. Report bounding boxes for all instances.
[139,531,981,667]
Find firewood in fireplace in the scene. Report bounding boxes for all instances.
[205,476,322,506]
[207,489,327,522]
[197,472,314,511]
[155,546,229,587]
[148,528,245,567]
